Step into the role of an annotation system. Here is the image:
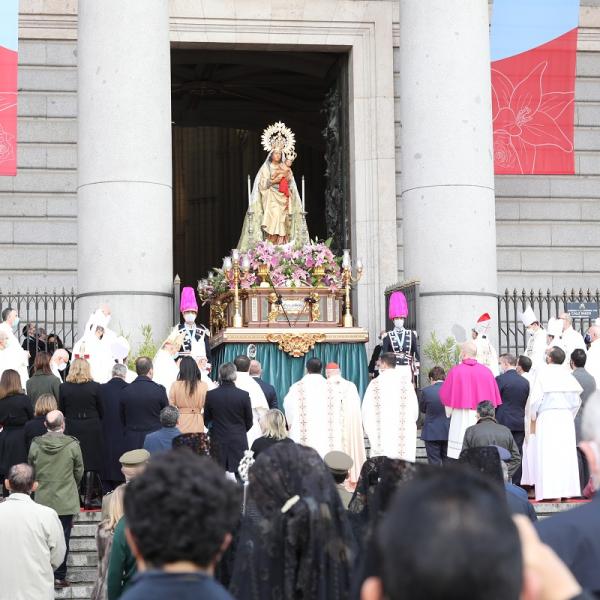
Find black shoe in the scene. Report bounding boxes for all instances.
[54,579,70,589]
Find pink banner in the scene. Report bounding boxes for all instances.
[0,39,17,177]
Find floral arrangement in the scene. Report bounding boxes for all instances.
[198,239,343,304]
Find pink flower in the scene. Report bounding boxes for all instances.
[492,61,573,174]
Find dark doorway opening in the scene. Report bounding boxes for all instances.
[171,48,350,311]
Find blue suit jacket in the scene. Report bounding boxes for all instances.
[252,376,278,410]
[537,495,600,595]
[419,382,450,441]
[495,369,529,432]
[143,426,182,455]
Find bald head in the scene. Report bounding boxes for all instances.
[461,340,478,359]
[559,312,572,330]
[45,410,64,432]
[249,360,261,376]
[6,464,36,494]
[589,325,600,343]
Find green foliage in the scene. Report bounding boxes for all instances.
[127,324,158,370]
[423,331,461,373]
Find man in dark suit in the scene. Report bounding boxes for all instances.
[536,392,600,596]
[119,357,168,452]
[249,359,278,409]
[418,366,450,465]
[204,362,253,475]
[495,352,529,484]
[99,363,129,491]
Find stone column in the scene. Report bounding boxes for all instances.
[77,0,173,348]
[399,0,498,357]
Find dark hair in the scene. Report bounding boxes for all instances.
[380,352,397,368]
[7,464,35,493]
[571,348,587,369]
[135,356,153,376]
[377,467,521,600]
[124,450,241,569]
[428,366,445,381]
[46,333,64,350]
[1,307,14,322]
[332,471,347,484]
[33,351,52,375]
[177,356,202,396]
[0,369,22,398]
[517,355,532,373]
[233,355,251,373]
[499,353,517,367]
[159,405,179,428]
[476,400,495,419]
[548,346,566,365]
[306,357,322,374]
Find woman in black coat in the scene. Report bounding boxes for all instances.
[24,393,58,452]
[0,369,33,495]
[59,358,103,508]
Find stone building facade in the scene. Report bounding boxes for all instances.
[2,0,599,345]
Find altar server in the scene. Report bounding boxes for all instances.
[233,355,269,446]
[472,312,499,376]
[177,287,211,363]
[362,352,419,462]
[0,307,29,387]
[440,340,502,459]
[530,346,582,500]
[72,306,115,383]
[325,362,366,483]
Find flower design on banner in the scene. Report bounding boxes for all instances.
[492,61,574,174]
[0,124,15,165]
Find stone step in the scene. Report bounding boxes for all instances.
[71,523,98,538]
[55,584,94,600]
[62,568,97,584]
[67,552,98,568]
[74,511,102,523]
[68,537,97,552]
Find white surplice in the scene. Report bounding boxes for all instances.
[152,348,179,391]
[525,327,548,375]
[324,374,367,483]
[361,366,419,462]
[475,335,499,376]
[530,364,582,500]
[520,370,537,486]
[0,322,29,388]
[235,371,269,446]
[446,408,478,459]
[562,326,587,359]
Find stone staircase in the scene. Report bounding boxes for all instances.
[55,511,100,600]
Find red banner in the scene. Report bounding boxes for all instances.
[492,29,577,175]
[0,44,17,176]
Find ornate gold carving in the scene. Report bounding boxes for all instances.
[267,292,280,323]
[309,292,320,322]
[210,300,229,334]
[266,332,326,357]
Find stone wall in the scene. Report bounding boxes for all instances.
[394,4,600,294]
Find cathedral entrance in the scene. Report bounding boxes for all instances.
[171,48,350,308]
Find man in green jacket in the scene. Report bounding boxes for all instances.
[107,516,137,599]
[28,409,84,590]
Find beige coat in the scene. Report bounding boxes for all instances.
[169,380,207,433]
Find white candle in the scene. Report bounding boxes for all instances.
[342,249,351,269]
[232,248,240,262]
[301,176,305,211]
[223,257,232,272]
[247,175,251,207]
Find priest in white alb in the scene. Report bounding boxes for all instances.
[324,361,366,484]
[0,307,29,387]
[559,312,587,359]
[472,312,499,376]
[521,305,547,375]
[530,346,582,501]
[440,340,502,459]
[362,352,419,462]
[233,354,269,446]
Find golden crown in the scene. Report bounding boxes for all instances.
[261,121,296,155]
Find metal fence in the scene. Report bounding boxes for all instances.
[0,289,78,349]
[498,288,599,356]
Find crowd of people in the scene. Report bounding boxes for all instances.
[0,292,599,599]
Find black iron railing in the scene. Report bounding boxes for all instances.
[0,289,77,349]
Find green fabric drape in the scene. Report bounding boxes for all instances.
[211,342,369,409]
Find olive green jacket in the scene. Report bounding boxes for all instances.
[28,432,83,515]
[107,517,137,600]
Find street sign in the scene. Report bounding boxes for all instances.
[566,301,599,320]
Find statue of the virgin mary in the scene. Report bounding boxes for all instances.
[237,122,309,250]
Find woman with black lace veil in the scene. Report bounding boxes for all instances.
[229,442,355,600]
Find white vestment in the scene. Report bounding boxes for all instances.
[324,375,367,483]
[361,367,419,462]
[562,326,586,359]
[530,364,582,500]
[72,322,116,384]
[525,328,547,375]
[152,349,179,391]
[235,371,269,446]
[0,322,29,387]
[475,335,499,376]
[586,339,600,389]
[520,370,537,486]
[446,408,478,459]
